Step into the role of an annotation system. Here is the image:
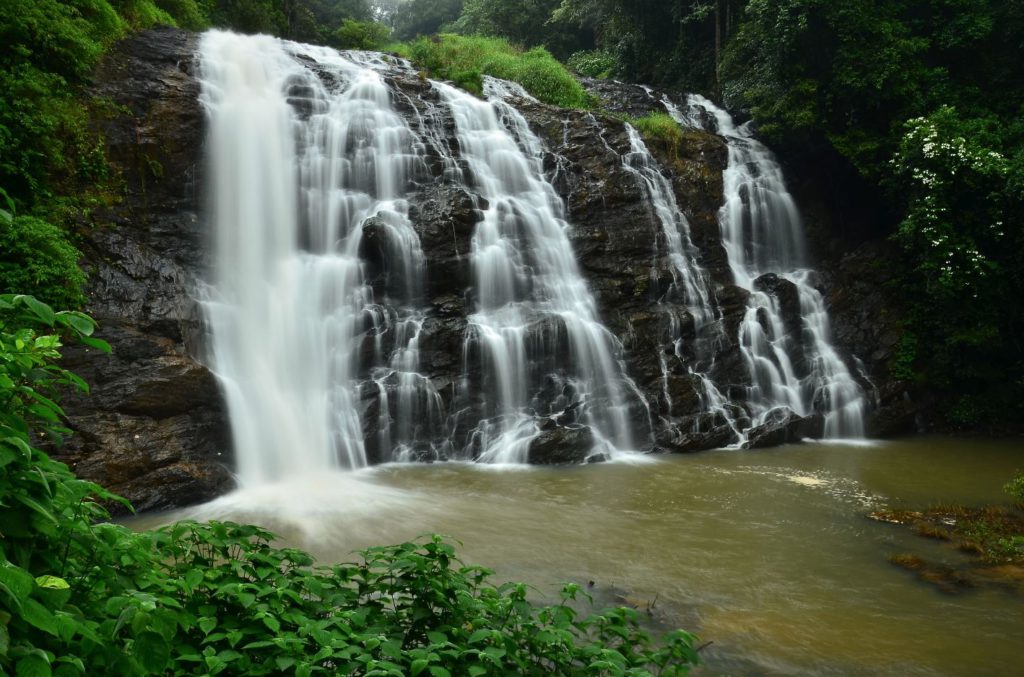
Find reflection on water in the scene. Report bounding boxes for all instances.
[131,438,1024,675]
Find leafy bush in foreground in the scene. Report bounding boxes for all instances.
[0,294,699,675]
[397,34,594,109]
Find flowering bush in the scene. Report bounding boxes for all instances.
[892,106,1009,299]
[889,106,1023,424]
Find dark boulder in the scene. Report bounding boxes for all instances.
[527,426,596,465]
[745,409,824,449]
[868,381,925,437]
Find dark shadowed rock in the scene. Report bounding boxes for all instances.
[754,274,802,338]
[54,27,233,513]
[745,409,824,449]
[528,426,596,464]
[656,421,738,453]
[868,381,925,437]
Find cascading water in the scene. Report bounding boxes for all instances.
[439,79,642,462]
[198,29,644,476]
[198,31,441,484]
[667,94,866,438]
[619,124,742,441]
[195,26,865,482]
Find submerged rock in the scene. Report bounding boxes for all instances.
[874,504,1024,594]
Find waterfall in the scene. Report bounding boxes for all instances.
[197,30,644,476]
[438,80,641,462]
[619,125,742,442]
[194,27,865,480]
[667,94,866,438]
[198,31,440,484]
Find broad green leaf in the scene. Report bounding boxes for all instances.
[468,628,491,644]
[14,494,58,525]
[35,576,69,591]
[54,613,78,643]
[0,440,27,464]
[79,336,112,353]
[2,435,34,461]
[21,297,55,326]
[15,653,51,677]
[134,632,170,673]
[241,640,275,650]
[22,598,58,636]
[184,568,203,590]
[55,313,95,337]
[0,562,35,608]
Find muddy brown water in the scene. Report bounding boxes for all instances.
[132,437,1024,675]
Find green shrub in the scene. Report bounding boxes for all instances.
[629,112,684,146]
[889,331,918,380]
[566,49,617,79]
[154,0,208,30]
[0,214,86,309]
[398,34,594,109]
[1005,473,1024,507]
[332,18,391,50]
[0,0,212,207]
[0,294,127,674]
[111,0,176,29]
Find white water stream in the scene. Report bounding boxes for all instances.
[198,31,646,477]
[620,124,741,439]
[440,79,640,462]
[668,94,867,438]
[198,31,438,483]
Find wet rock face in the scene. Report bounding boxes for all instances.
[56,28,233,512]
[823,241,923,434]
[656,415,739,453]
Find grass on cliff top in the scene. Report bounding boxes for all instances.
[393,34,594,109]
[628,112,685,145]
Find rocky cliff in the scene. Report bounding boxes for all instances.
[56,28,912,511]
[57,29,232,512]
